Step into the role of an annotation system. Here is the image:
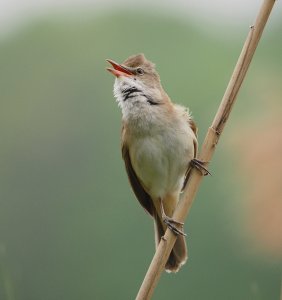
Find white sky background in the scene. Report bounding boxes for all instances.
[0,0,281,37]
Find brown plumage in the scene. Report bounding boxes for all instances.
[107,54,198,272]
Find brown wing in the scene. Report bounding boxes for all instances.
[182,119,198,190]
[189,118,198,158]
[121,126,154,217]
[189,119,198,138]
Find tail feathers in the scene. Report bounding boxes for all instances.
[154,211,188,273]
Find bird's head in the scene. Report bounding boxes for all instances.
[107,54,165,110]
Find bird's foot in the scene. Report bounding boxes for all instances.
[163,216,187,236]
[159,198,186,236]
[190,158,211,176]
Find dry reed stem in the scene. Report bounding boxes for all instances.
[280,276,282,300]
[136,0,276,299]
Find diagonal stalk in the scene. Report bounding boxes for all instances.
[136,0,277,299]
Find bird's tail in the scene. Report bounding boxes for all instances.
[153,209,188,273]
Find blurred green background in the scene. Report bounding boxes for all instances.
[0,3,282,300]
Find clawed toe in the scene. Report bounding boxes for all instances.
[159,198,186,236]
[163,217,187,236]
[191,158,211,176]
[163,216,184,226]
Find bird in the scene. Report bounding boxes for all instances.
[106,54,207,273]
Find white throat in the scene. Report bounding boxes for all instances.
[113,77,162,130]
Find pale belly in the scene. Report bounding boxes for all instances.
[130,131,194,199]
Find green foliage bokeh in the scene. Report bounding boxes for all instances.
[0,12,281,300]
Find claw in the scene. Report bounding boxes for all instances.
[190,158,211,176]
[163,216,184,226]
[159,198,186,236]
[164,218,187,236]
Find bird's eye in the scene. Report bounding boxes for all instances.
[136,67,144,75]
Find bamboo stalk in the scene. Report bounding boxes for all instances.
[136,0,276,299]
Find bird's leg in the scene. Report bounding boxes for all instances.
[190,158,211,176]
[159,198,186,236]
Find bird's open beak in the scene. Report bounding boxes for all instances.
[106,59,133,77]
